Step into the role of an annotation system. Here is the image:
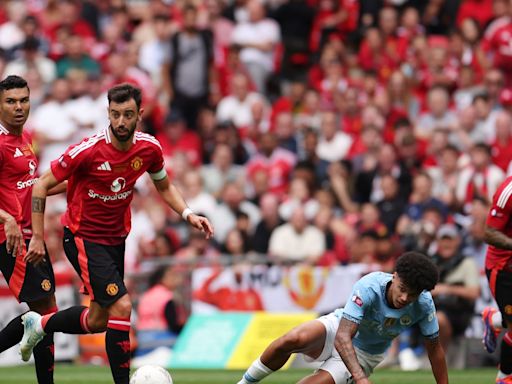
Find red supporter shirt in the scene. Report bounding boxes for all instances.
[51,129,166,245]
[0,125,38,243]
[482,20,512,76]
[486,176,512,270]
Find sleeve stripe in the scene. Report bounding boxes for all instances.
[497,182,512,208]
[149,168,167,181]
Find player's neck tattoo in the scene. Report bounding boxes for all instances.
[32,197,45,213]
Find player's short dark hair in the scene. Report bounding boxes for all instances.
[108,83,142,109]
[395,251,439,293]
[0,75,29,93]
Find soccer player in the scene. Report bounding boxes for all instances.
[0,75,60,384]
[481,175,512,384]
[237,252,449,384]
[21,83,214,384]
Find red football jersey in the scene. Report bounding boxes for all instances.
[51,129,166,245]
[486,176,512,270]
[0,124,38,243]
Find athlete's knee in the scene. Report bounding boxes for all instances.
[277,329,309,352]
[86,310,109,333]
[109,295,132,319]
[28,295,57,314]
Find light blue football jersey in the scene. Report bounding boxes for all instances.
[333,272,439,354]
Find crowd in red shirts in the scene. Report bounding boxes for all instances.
[0,0,508,323]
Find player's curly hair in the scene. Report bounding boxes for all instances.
[395,251,439,293]
[0,75,29,93]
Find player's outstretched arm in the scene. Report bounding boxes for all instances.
[153,176,214,239]
[334,318,371,384]
[484,225,512,250]
[424,336,449,384]
[0,209,22,257]
[25,169,60,266]
[47,181,67,196]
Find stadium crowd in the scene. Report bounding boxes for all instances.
[0,0,509,362]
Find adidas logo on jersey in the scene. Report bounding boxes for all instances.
[13,148,23,158]
[97,161,112,171]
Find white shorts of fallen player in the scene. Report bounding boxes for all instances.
[305,313,384,384]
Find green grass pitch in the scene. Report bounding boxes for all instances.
[0,364,497,383]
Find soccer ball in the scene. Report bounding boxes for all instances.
[130,365,173,384]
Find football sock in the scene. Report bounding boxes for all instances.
[237,358,273,384]
[0,314,23,352]
[500,332,512,374]
[33,333,54,384]
[106,317,131,384]
[42,306,90,334]
[33,306,57,384]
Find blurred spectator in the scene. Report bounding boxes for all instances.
[431,224,480,352]
[491,110,512,172]
[472,92,498,143]
[455,143,505,210]
[211,181,261,243]
[200,143,245,197]
[269,205,325,264]
[138,14,172,86]
[246,132,296,196]
[0,1,28,55]
[273,0,313,81]
[56,34,100,78]
[231,0,280,93]
[398,205,445,255]
[416,86,458,139]
[376,174,407,233]
[216,72,265,130]
[274,111,299,154]
[222,228,249,256]
[175,227,220,267]
[135,266,186,355]
[156,109,202,167]
[427,144,460,208]
[4,37,56,86]
[316,111,352,163]
[402,172,448,223]
[30,78,77,172]
[162,4,213,129]
[182,170,218,220]
[279,176,319,221]
[250,193,282,255]
[354,143,412,204]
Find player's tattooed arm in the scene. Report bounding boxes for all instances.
[32,197,45,213]
[334,318,367,383]
[484,225,512,250]
[424,336,449,384]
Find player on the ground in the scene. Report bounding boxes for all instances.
[237,252,448,384]
[481,175,512,384]
[20,83,214,384]
[0,75,61,384]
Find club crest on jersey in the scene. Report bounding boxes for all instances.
[130,157,143,171]
[351,295,363,307]
[106,283,119,296]
[111,177,126,193]
[28,160,36,175]
[400,315,412,326]
[505,305,512,315]
[41,279,51,291]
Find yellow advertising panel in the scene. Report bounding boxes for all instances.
[226,312,317,369]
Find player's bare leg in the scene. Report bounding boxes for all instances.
[297,369,335,384]
[237,320,326,384]
[435,311,452,352]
